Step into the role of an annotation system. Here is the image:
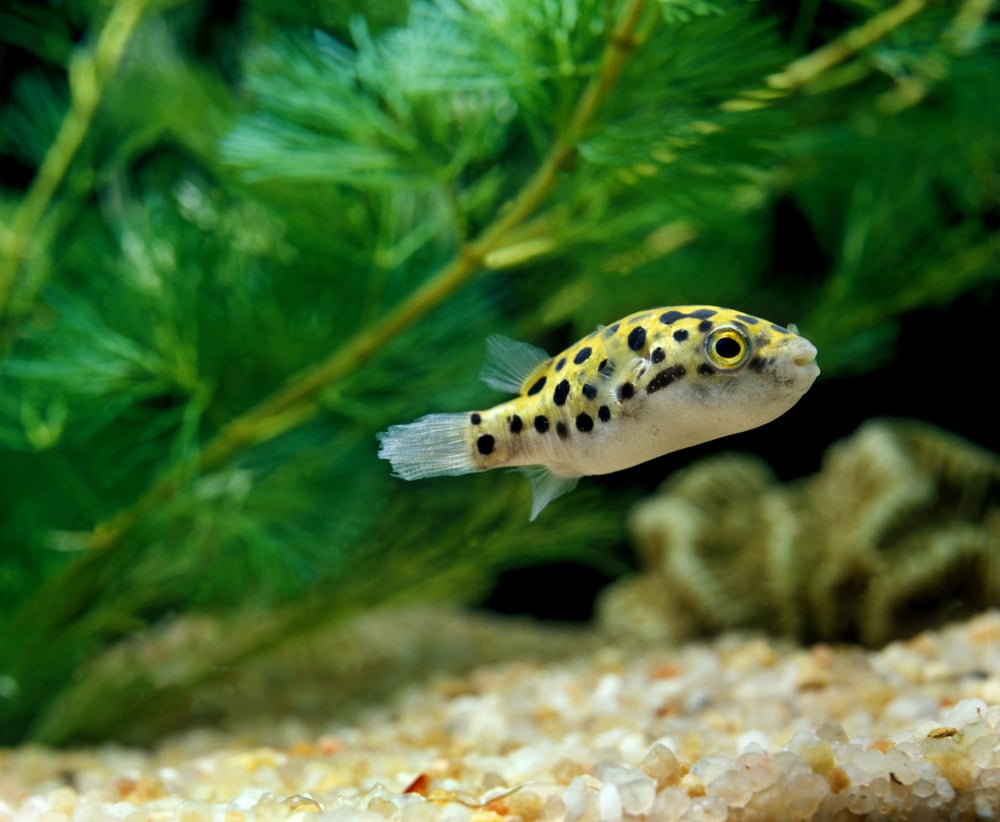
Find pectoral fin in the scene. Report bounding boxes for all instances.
[518,466,579,521]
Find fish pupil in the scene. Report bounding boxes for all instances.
[715,337,742,359]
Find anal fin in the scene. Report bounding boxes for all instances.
[518,466,580,521]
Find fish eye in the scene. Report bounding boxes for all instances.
[705,326,751,369]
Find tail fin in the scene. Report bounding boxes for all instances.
[376,413,479,480]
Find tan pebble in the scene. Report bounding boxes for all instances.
[288,740,317,757]
[981,679,1000,704]
[639,743,680,789]
[47,786,77,812]
[868,738,894,752]
[482,796,509,815]
[651,661,682,679]
[795,658,830,690]
[367,797,397,815]
[281,794,321,812]
[481,772,508,790]
[925,742,975,790]
[114,773,164,803]
[232,749,279,771]
[798,742,834,775]
[552,759,587,783]
[924,661,952,682]
[316,735,341,755]
[927,727,958,739]
[826,766,850,794]
[729,638,778,671]
[969,616,1000,643]
[506,790,544,821]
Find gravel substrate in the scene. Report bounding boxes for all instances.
[2,610,998,821]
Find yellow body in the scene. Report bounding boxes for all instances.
[378,305,819,519]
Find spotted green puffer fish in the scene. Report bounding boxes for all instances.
[377,306,819,520]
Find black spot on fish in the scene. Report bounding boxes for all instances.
[555,357,566,371]
[598,405,611,422]
[651,347,665,364]
[470,413,481,425]
[771,323,789,334]
[698,319,713,333]
[608,323,620,334]
[582,384,598,400]
[553,379,570,406]
[662,308,717,325]
[556,421,569,439]
[598,359,614,377]
[628,326,647,351]
[477,434,495,455]
[527,376,546,396]
[646,365,686,394]
[698,363,717,376]
[618,382,634,401]
[736,314,759,325]
[510,414,523,433]
[673,329,689,342]
[574,347,592,365]
[534,415,549,433]
[748,356,767,372]
[576,413,594,432]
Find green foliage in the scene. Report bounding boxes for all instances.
[0,0,996,744]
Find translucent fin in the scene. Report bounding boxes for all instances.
[519,466,580,521]
[479,334,550,394]
[376,413,477,479]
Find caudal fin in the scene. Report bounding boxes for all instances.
[376,413,479,480]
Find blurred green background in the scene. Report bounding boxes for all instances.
[0,0,996,745]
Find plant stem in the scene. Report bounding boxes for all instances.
[0,0,153,318]
[721,0,930,112]
[767,0,929,91]
[88,0,652,550]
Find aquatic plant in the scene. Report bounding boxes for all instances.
[0,0,996,743]
[600,419,1000,646]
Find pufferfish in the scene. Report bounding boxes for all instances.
[377,305,819,520]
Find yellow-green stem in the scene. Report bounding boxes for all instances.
[0,0,152,318]
[88,0,652,549]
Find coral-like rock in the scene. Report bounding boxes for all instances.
[598,419,1000,646]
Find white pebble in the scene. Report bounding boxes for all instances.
[781,771,828,819]
[708,768,753,807]
[618,775,656,815]
[597,783,622,822]
[650,788,691,822]
[687,795,729,822]
[942,698,988,728]
[884,748,919,785]
[927,776,956,806]
[592,674,622,713]
[690,754,734,784]
[736,750,778,791]
[563,775,592,822]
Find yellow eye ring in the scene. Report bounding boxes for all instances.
[705,325,751,369]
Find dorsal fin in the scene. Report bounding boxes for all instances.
[479,334,550,394]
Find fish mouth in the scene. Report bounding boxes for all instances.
[790,339,818,367]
